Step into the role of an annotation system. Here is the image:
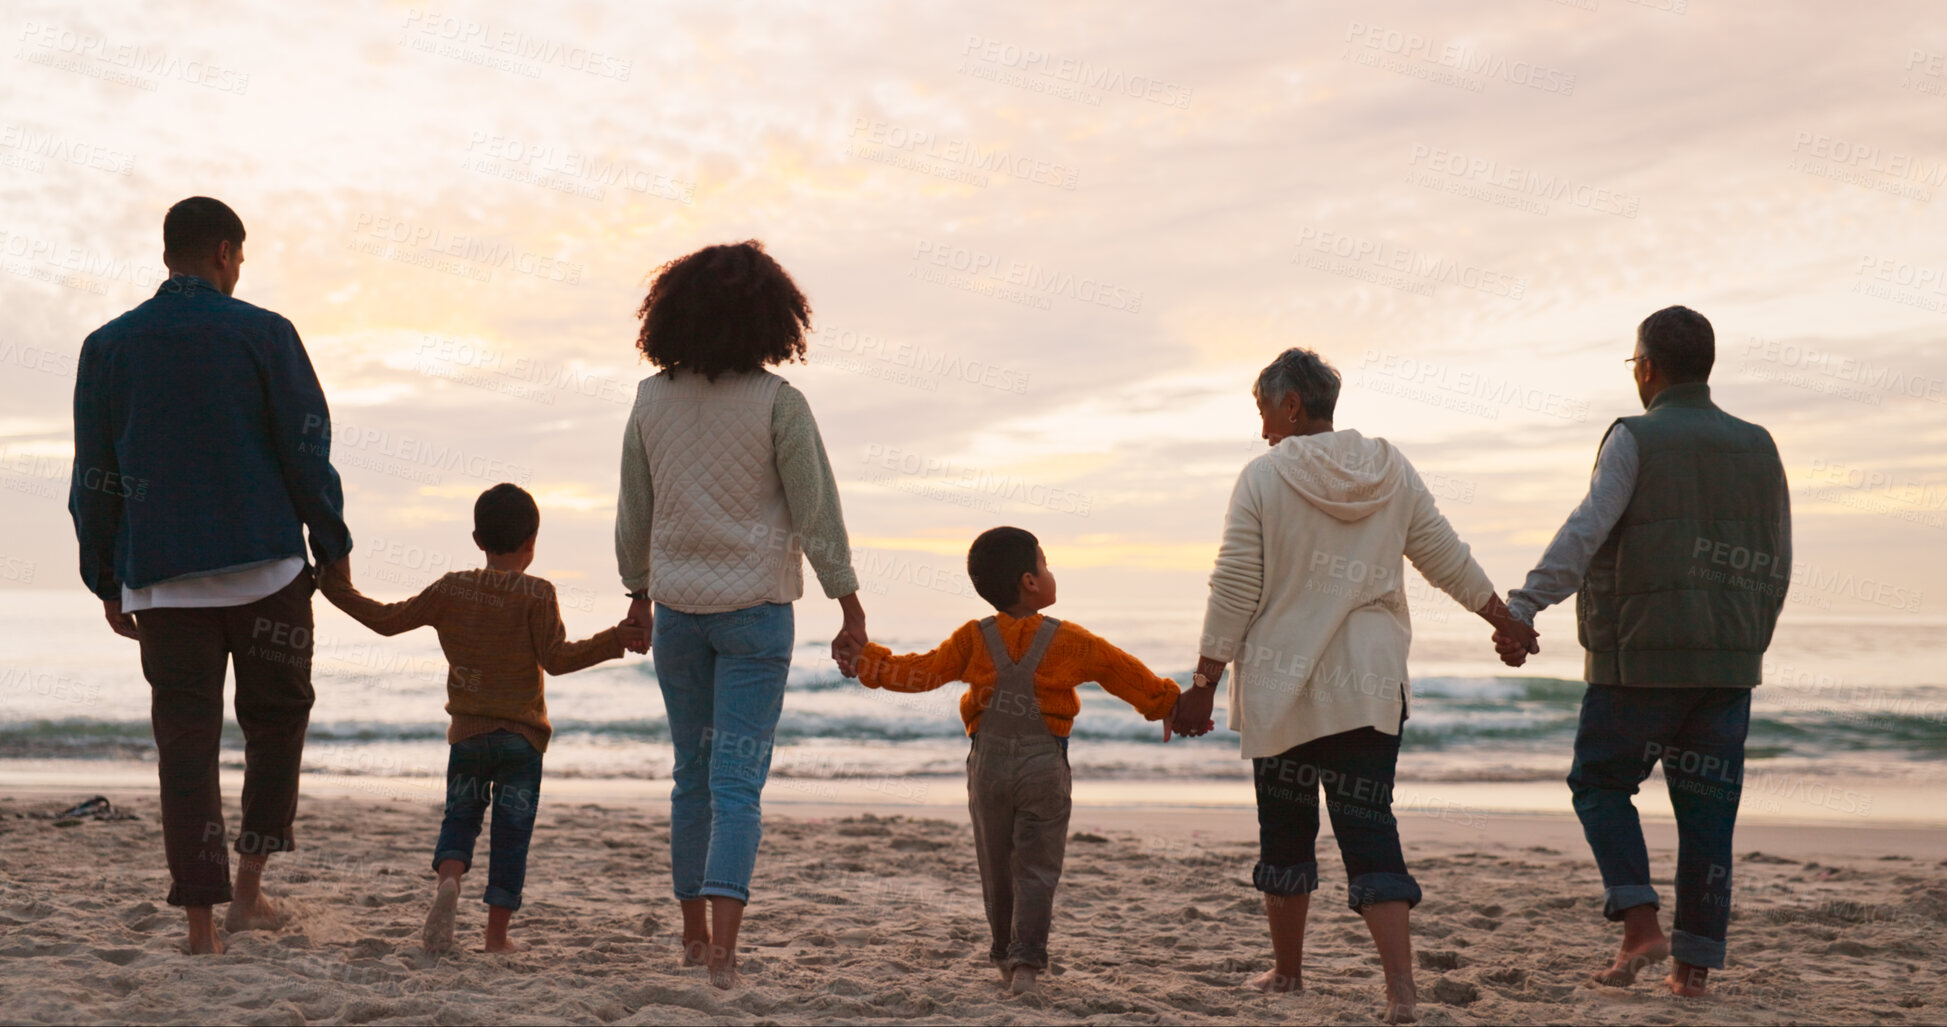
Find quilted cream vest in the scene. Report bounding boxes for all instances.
[630,369,802,613]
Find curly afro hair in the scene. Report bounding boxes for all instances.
[635,240,811,381]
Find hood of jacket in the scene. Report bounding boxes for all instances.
[1263,428,1404,522]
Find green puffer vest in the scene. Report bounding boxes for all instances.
[1577,383,1790,686]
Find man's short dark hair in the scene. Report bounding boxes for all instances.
[967,526,1039,610]
[636,240,811,381]
[1254,347,1341,421]
[1638,305,1714,383]
[162,196,245,263]
[474,483,539,554]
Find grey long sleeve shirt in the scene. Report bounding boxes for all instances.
[1508,423,1795,627]
[1506,426,1639,626]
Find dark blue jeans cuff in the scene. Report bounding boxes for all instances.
[1253,860,1320,897]
[1347,872,1421,911]
[700,881,751,903]
[481,884,521,911]
[1670,929,1725,969]
[1602,885,1660,921]
[432,850,473,874]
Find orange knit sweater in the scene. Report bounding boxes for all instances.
[321,567,622,753]
[854,611,1180,737]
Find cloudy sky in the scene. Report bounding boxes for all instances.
[4,0,1944,652]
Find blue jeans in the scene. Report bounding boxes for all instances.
[434,729,544,911]
[1251,725,1422,912]
[1568,685,1751,969]
[652,601,794,903]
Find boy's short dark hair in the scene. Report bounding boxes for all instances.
[163,196,245,262]
[474,483,539,554]
[1638,305,1714,383]
[967,526,1039,610]
[635,240,811,381]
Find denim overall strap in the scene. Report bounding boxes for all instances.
[976,616,1061,738]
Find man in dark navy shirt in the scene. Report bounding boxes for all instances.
[69,196,352,954]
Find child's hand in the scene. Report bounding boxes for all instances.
[832,638,861,679]
[615,622,650,654]
[1161,693,1213,742]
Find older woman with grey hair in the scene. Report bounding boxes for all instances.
[1174,347,1534,1024]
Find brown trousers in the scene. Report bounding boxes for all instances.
[135,569,315,907]
[966,732,1072,970]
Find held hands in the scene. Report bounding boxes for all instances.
[831,592,868,678]
[1477,594,1540,668]
[615,621,650,654]
[318,556,352,591]
[618,597,653,655]
[1168,658,1224,738]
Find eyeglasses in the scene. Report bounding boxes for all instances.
[1623,355,1647,367]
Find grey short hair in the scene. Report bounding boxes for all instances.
[1254,347,1340,421]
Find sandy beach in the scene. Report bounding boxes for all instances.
[1,788,1941,1025]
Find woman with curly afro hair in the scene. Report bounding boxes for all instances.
[614,240,868,987]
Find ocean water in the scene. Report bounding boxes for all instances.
[3,590,1943,804]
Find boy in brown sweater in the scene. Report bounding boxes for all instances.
[320,483,644,953]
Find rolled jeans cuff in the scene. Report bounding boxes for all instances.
[234,827,295,856]
[1602,884,1660,921]
[700,881,750,904]
[1347,872,1422,912]
[165,882,234,908]
[1670,929,1726,969]
[481,884,522,912]
[1253,860,1320,897]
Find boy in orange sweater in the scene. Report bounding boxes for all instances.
[320,483,645,954]
[847,526,1201,993]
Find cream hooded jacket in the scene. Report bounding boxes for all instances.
[1199,429,1496,759]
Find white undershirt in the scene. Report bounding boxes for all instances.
[121,556,306,612]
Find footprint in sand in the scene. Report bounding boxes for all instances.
[90,948,143,966]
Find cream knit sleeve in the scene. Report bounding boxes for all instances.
[772,383,860,599]
[615,404,654,593]
[1200,463,1265,663]
[1401,463,1496,612]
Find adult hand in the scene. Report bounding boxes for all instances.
[832,593,867,678]
[1493,624,1539,667]
[1173,657,1224,737]
[103,599,138,641]
[616,622,650,654]
[623,597,654,654]
[1476,594,1539,667]
[318,556,352,590]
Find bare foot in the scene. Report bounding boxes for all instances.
[483,936,524,954]
[709,961,740,991]
[422,878,459,953]
[1009,966,1039,994]
[223,893,289,934]
[682,935,710,967]
[1665,961,1709,997]
[995,961,1014,985]
[1249,968,1302,993]
[1592,936,1670,987]
[1381,973,1417,1023]
[185,908,224,955]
